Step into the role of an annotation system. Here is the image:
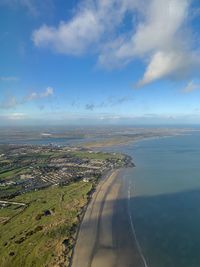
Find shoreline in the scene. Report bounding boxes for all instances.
[0,127,194,148]
[81,132,188,150]
[69,167,122,267]
[69,134,183,266]
[70,167,126,267]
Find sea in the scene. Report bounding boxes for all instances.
[107,132,200,267]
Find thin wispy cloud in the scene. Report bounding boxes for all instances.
[7,112,26,120]
[85,104,95,111]
[183,80,200,93]
[71,99,80,109]
[0,113,27,122]
[0,95,17,109]
[0,87,54,109]
[32,0,200,86]
[0,76,19,81]
[25,87,54,101]
[85,95,133,111]
[1,0,54,16]
[1,0,38,15]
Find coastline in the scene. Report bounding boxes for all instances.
[71,167,124,267]
[70,133,188,266]
[69,167,121,267]
[1,132,191,266]
[81,132,189,150]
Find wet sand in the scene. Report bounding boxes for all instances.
[71,168,144,267]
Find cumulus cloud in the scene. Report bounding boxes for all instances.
[99,0,199,85]
[32,0,199,85]
[33,13,102,55]
[183,80,200,93]
[32,0,137,55]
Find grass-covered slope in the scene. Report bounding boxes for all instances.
[0,181,92,267]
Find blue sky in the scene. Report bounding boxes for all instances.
[1,0,200,126]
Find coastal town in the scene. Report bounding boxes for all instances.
[0,144,134,266]
[0,144,133,199]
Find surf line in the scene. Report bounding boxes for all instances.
[128,181,149,267]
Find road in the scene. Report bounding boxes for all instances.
[71,169,146,267]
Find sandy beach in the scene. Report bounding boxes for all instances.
[71,168,144,267]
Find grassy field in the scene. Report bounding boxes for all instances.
[69,150,123,160]
[0,181,92,267]
[0,167,27,181]
[80,137,140,149]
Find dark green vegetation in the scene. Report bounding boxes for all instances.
[0,182,92,267]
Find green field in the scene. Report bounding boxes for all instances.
[0,181,92,267]
[69,150,123,160]
[0,167,27,181]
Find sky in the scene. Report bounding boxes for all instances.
[1,0,200,126]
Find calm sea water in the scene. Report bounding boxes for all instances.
[120,133,200,267]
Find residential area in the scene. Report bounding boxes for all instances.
[0,144,133,199]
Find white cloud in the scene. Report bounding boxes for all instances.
[32,0,138,55]
[0,87,54,110]
[183,80,200,93]
[7,113,26,120]
[33,13,102,55]
[32,0,199,85]
[26,87,54,101]
[99,115,122,120]
[41,87,54,97]
[100,0,189,63]
[132,0,189,55]
[137,50,197,87]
